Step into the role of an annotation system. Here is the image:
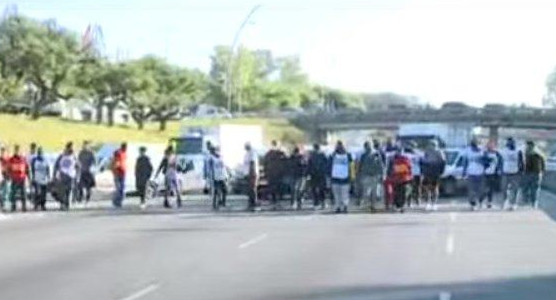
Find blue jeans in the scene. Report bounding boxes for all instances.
[113,176,125,207]
[522,173,541,206]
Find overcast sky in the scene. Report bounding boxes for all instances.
[12,0,556,107]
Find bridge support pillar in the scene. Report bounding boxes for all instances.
[488,125,499,143]
[311,129,329,145]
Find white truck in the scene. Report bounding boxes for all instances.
[397,123,481,149]
[171,124,264,192]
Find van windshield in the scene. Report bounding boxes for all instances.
[174,137,203,155]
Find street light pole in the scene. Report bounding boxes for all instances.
[226,4,262,114]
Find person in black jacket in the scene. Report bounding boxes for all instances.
[263,140,286,209]
[288,146,307,210]
[307,144,328,209]
[135,147,153,209]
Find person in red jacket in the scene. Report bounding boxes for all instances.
[387,148,412,213]
[112,143,127,208]
[8,145,29,212]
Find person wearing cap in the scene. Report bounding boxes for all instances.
[522,141,545,209]
[462,138,487,211]
[244,142,259,211]
[480,140,503,209]
[77,141,96,203]
[421,140,446,211]
[500,137,524,210]
[208,146,229,210]
[135,146,153,209]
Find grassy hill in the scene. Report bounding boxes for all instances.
[0,114,305,151]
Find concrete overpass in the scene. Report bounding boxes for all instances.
[292,108,556,143]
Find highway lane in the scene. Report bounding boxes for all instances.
[1,195,556,299]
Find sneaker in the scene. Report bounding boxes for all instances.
[432,204,438,211]
[342,206,348,214]
[425,203,432,211]
[140,203,147,210]
[511,204,517,211]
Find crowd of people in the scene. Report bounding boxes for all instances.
[240,136,546,213]
[0,141,97,212]
[0,135,547,214]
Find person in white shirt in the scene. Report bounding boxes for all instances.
[462,138,487,210]
[54,142,79,211]
[30,147,50,211]
[500,137,524,210]
[244,143,259,211]
[330,141,353,214]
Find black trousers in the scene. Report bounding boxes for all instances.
[247,177,258,209]
[481,175,500,204]
[310,177,326,207]
[267,177,282,205]
[33,183,48,210]
[10,182,26,212]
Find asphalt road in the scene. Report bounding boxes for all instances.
[2,192,556,300]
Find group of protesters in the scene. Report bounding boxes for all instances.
[244,136,546,213]
[0,141,96,212]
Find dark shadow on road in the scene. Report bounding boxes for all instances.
[270,273,556,300]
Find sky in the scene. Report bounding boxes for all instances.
[9,0,556,107]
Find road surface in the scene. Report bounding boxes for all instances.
[2,192,556,300]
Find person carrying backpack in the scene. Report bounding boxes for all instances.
[387,147,412,213]
[356,141,384,211]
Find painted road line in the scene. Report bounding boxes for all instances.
[446,234,455,255]
[238,233,268,249]
[118,283,160,300]
[439,291,452,300]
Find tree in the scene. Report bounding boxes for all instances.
[133,56,205,131]
[0,15,81,119]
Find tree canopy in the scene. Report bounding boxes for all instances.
[0,12,365,131]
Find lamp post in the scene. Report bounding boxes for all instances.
[226,4,262,114]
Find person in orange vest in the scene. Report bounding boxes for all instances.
[112,143,127,208]
[0,146,10,211]
[8,145,29,212]
[387,147,413,213]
